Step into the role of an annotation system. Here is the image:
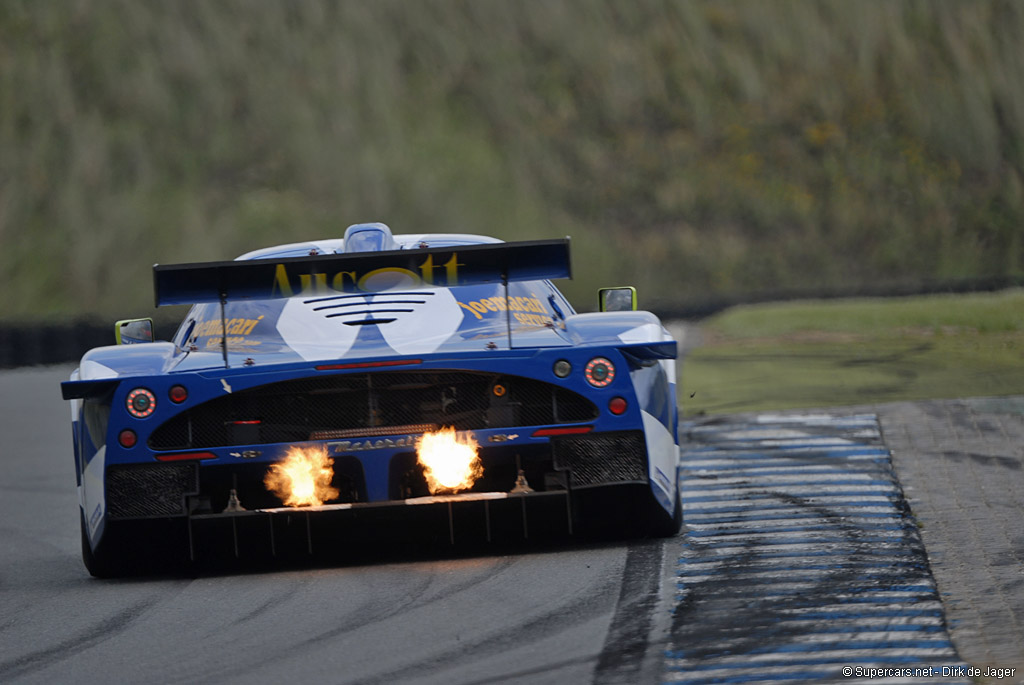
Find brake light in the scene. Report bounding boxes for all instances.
[609,397,628,415]
[155,452,217,462]
[118,429,137,448]
[532,426,594,437]
[169,385,188,403]
[316,359,422,371]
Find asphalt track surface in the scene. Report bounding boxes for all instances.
[0,366,674,684]
[1,366,970,684]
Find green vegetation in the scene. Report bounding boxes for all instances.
[682,290,1024,415]
[2,2,1024,320]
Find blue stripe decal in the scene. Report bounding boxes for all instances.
[683,479,897,490]
[665,413,968,683]
[683,490,899,502]
[667,653,949,671]
[682,501,905,514]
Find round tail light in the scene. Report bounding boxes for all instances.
[126,388,156,418]
[609,397,628,415]
[169,385,188,403]
[118,429,137,448]
[584,357,615,388]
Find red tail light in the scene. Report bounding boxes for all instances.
[155,452,217,462]
[532,426,594,437]
[118,429,137,448]
[608,397,628,415]
[168,385,188,403]
[316,359,422,371]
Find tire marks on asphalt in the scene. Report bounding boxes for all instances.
[0,597,164,681]
[665,414,968,684]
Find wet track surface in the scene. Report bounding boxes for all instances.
[0,366,971,684]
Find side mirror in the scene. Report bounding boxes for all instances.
[115,318,154,345]
[598,287,637,312]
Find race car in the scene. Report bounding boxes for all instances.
[62,223,681,576]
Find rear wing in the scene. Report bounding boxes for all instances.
[154,239,571,307]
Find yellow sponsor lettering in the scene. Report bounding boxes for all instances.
[299,273,328,295]
[271,250,463,295]
[271,264,294,298]
[458,302,482,319]
[331,271,357,291]
[357,267,421,291]
[444,253,463,284]
[418,254,435,285]
[243,315,264,335]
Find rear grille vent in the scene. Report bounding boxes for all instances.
[107,463,198,519]
[148,371,598,450]
[552,431,647,487]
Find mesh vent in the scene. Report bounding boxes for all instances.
[552,431,647,487]
[149,371,598,450]
[106,463,198,519]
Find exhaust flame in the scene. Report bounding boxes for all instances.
[264,445,339,507]
[416,427,483,494]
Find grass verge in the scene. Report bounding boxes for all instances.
[681,290,1024,415]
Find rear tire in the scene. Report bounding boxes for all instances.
[646,481,683,538]
[80,511,130,578]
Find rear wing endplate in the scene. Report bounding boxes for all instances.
[154,239,571,307]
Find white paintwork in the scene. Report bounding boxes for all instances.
[237,240,346,260]
[618,323,678,388]
[642,409,678,506]
[69,369,81,423]
[82,445,106,540]
[392,234,501,246]
[378,288,464,355]
[237,233,502,261]
[276,297,361,362]
[80,360,119,380]
[617,322,663,345]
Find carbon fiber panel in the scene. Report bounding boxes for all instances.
[106,463,198,519]
[552,432,647,487]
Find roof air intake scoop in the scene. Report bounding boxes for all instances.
[343,223,398,253]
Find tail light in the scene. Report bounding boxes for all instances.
[168,385,188,403]
[126,388,156,418]
[155,452,217,462]
[584,357,615,388]
[118,429,137,448]
[609,397,628,415]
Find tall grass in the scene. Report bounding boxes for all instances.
[1,1,1022,320]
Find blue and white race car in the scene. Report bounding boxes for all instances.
[62,223,681,576]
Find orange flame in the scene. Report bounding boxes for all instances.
[264,445,339,507]
[416,427,483,494]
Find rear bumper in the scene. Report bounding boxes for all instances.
[103,430,651,523]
